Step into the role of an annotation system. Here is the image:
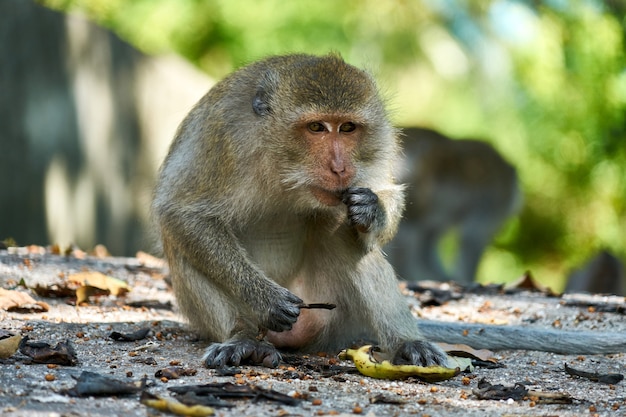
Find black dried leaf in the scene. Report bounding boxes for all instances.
[215,366,241,376]
[564,362,624,384]
[473,378,528,401]
[168,382,301,406]
[19,336,78,366]
[130,356,158,365]
[109,327,151,342]
[369,393,405,404]
[64,371,143,397]
[155,366,198,379]
[175,391,234,408]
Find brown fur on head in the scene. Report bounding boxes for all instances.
[250,54,398,208]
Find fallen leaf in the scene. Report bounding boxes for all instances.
[168,382,302,406]
[109,327,151,342]
[75,286,110,305]
[155,367,198,379]
[446,355,474,372]
[0,288,49,312]
[68,271,130,304]
[19,336,78,366]
[505,271,556,295]
[90,244,111,258]
[136,251,168,269]
[0,331,22,358]
[437,343,496,362]
[64,371,144,397]
[564,362,624,384]
[68,271,130,296]
[473,378,528,401]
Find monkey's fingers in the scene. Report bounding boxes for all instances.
[261,288,302,332]
[342,187,383,232]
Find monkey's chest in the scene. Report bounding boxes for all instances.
[239,224,306,282]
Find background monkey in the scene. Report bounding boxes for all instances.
[386,127,522,283]
[152,54,448,368]
[565,250,625,296]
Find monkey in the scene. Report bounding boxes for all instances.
[153,54,625,367]
[565,250,625,296]
[152,53,449,369]
[385,127,522,283]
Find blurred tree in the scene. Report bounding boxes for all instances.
[38,0,626,288]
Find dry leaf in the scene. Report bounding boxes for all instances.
[437,342,496,362]
[64,371,144,397]
[505,270,556,295]
[0,288,49,312]
[67,272,130,304]
[0,332,22,358]
[136,251,168,269]
[19,337,78,365]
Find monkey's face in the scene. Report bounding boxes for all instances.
[294,116,361,206]
[249,54,395,208]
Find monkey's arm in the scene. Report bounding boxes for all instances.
[158,203,302,332]
[418,320,626,355]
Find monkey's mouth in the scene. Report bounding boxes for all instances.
[310,186,346,207]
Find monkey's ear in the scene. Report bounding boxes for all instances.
[252,69,278,116]
[252,87,271,116]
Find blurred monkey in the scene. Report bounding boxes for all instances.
[565,250,625,295]
[386,127,522,283]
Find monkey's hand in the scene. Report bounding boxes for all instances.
[257,285,303,332]
[391,340,448,367]
[342,187,385,234]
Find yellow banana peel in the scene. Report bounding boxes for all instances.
[140,392,214,416]
[338,345,463,382]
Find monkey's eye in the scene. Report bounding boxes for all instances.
[340,122,356,133]
[308,122,326,133]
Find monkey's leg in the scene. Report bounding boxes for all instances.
[386,223,419,280]
[354,252,448,366]
[454,218,498,283]
[165,242,283,368]
[414,225,451,282]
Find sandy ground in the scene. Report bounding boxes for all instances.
[0,249,625,417]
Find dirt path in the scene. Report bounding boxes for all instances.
[1,249,624,416]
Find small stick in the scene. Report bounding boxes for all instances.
[298,303,336,310]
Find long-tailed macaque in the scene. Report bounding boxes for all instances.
[154,55,625,366]
[565,250,625,296]
[386,127,522,283]
[152,54,448,368]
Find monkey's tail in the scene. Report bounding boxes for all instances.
[419,320,626,355]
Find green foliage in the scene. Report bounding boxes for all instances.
[40,0,626,288]
[502,3,626,285]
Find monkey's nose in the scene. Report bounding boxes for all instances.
[330,160,346,178]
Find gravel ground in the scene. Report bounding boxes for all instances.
[0,249,625,417]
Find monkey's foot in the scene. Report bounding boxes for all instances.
[391,340,448,366]
[203,339,281,368]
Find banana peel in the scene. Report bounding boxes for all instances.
[338,345,467,382]
[140,391,214,416]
